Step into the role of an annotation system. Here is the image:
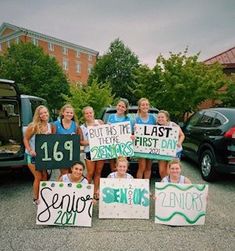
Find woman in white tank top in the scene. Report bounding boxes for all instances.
[23,105,54,205]
[161,159,191,184]
[80,106,104,199]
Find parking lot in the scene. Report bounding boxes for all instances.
[0,160,235,251]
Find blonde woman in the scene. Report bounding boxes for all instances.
[108,156,133,179]
[134,98,156,179]
[80,106,104,199]
[54,104,82,179]
[161,159,191,184]
[23,105,54,205]
[157,110,185,179]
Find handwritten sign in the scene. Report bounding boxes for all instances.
[155,183,208,226]
[35,134,80,170]
[36,181,94,227]
[134,124,179,160]
[88,122,134,161]
[99,178,150,219]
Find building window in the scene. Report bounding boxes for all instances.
[76,62,81,73]
[7,40,10,48]
[48,42,54,51]
[63,58,68,71]
[32,37,38,46]
[76,50,80,58]
[88,54,92,61]
[88,64,93,74]
[63,47,68,55]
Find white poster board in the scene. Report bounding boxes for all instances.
[134,124,179,160]
[155,182,208,226]
[88,122,134,160]
[36,181,94,227]
[99,178,150,219]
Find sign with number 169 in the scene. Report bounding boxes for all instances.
[35,134,80,170]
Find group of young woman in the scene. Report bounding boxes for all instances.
[23,97,190,205]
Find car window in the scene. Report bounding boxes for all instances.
[186,111,203,127]
[213,113,226,126]
[198,111,216,127]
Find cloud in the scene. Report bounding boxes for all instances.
[0,0,234,67]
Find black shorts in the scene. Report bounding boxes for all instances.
[85,152,91,160]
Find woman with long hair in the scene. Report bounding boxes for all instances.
[135,98,156,179]
[80,106,104,199]
[54,104,82,179]
[107,98,131,172]
[157,110,185,179]
[23,105,53,205]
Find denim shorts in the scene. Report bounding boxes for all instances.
[84,152,91,160]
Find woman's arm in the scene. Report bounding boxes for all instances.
[177,127,185,147]
[184,177,192,184]
[23,125,36,156]
[77,127,89,146]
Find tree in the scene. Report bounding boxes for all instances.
[132,64,162,105]
[0,42,70,111]
[139,50,228,121]
[88,38,139,104]
[219,74,235,107]
[64,79,113,123]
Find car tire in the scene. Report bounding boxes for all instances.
[200,149,217,181]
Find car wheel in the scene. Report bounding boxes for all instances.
[200,149,217,181]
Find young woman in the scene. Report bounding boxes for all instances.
[135,98,156,179]
[59,161,88,184]
[108,156,133,179]
[80,106,104,199]
[157,110,185,179]
[107,98,131,172]
[161,159,191,184]
[54,104,82,179]
[23,105,53,205]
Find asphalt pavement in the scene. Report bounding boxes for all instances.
[0,160,234,251]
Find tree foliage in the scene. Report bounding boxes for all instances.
[88,38,139,104]
[136,50,228,120]
[64,79,113,123]
[0,42,70,111]
[219,74,235,107]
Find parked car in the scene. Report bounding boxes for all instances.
[182,107,235,181]
[100,106,159,177]
[0,79,48,169]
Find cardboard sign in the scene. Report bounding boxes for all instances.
[155,182,208,226]
[36,181,94,227]
[35,134,80,170]
[88,122,134,161]
[134,124,179,160]
[99,178,150,219]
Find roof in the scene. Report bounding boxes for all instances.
[0,22,99,55]
[204,46,235,68]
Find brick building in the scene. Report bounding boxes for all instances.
[199,46,235,109]
[0,22,99,84]
[204,46,235,76]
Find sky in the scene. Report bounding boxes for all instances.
[0,0,234,67]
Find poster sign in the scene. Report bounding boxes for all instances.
[134,124,179,160]
[36,181,94,227]
[88,122,134,161]
[99,178,150,219]
[155,183,208,226]
[35,134,80,170]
